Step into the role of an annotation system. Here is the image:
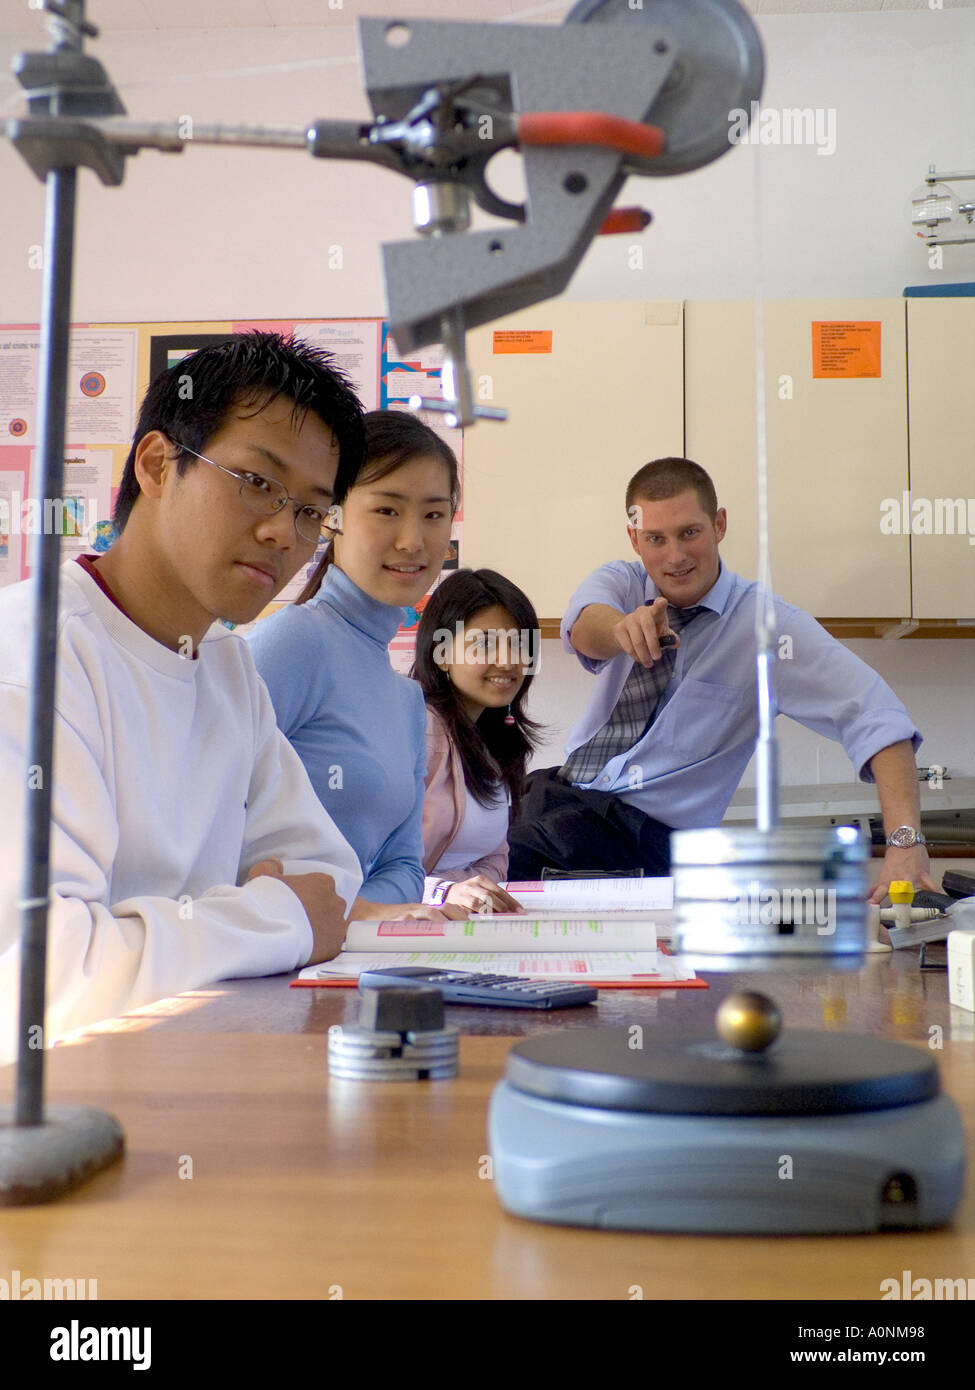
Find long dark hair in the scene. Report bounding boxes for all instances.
[412,569,542,813]
[295,409,460,604]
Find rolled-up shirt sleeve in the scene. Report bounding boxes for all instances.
[773,607,922,781]
[561,561,648,674]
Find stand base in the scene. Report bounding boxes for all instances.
[488,1026,965,1234]
[0,1106,125,1206]
[489,1083,964,1234]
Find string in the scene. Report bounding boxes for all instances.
[751,142,775,638]
[1,0,570,112]
[0,53,358,115]
[507,0,570,19]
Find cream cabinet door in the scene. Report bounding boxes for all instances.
[463,300,684,620]
[907,299,975,621]
[685,300,911,618]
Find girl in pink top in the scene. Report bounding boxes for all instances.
[412,569,541,914]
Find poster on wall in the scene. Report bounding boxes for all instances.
[66,330,137,444]
[0,470,26,588]
[56,450,114,563]
[0,330,40,444]
[292,319,382,408]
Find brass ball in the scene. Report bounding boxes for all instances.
[716,991,782,1053]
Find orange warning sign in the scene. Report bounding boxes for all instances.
[493,330,553,354]
[811,322,881,379]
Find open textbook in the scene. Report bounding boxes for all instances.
[344,916,659,954]
[296,886,701,986]
[299,950,697,985]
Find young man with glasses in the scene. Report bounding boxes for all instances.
[0,333,368,1058]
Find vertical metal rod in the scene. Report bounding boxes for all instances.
[755,649,779,831]
[439,306,476,428]
[14,162,78,1125]
[750,144,779,834]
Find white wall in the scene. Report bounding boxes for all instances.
[2,6,974,785]
[3,9,975,320]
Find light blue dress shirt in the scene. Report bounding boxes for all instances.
[561,560,922,830]
[247,564,426,902]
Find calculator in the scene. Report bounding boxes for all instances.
[356,966,598,1010]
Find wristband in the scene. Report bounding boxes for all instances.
[431,880,451,905]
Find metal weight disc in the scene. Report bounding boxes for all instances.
[566,0,764,175]
[671,825,867,868]
[327,1024,459,1081]
[670,825,870,969]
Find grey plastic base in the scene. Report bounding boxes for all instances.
[488,1082,965,1234]
[0,1106,125,1206]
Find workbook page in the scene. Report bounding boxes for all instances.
[502,877,674,911]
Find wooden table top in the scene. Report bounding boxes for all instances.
[1,949,973,1302]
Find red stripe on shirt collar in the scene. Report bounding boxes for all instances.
[75,554,200,659]
[75,554,137,622]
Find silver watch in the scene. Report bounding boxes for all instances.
[886,825,927,848]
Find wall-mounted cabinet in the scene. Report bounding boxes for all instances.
[685,299,911,619]
[462,296,970,634]
[907,299,975,622]
[463,300,684,621]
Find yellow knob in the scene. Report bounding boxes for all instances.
[889,880,915,904]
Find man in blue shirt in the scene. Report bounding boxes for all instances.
[508,457,936,904]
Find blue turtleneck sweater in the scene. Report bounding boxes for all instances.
[247,564,426,903]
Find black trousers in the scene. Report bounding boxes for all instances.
[507,767,672,880]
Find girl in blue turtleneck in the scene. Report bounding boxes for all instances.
[248,411,459,920]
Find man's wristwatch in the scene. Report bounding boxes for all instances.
[886,825,927,848]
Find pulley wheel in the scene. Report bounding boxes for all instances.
[567,0,764,175]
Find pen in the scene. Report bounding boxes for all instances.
[643,601,678,647]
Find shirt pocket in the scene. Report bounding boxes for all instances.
[667,678,753,761]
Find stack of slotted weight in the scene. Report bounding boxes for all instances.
[327,986,459,1080]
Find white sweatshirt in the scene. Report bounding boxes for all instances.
[0,562,363,1063]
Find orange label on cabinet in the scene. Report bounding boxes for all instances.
[493,330,553,354]
[811,321,881,378]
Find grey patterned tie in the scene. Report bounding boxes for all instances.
[559,605,706,785]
